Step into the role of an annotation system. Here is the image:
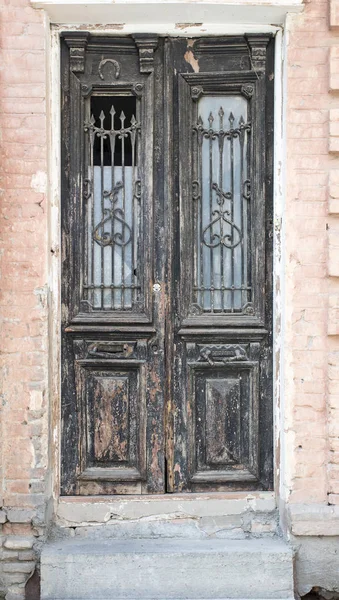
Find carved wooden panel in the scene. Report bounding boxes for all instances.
[191,364,259,486]
[76,363,146,495]
[206,377,241,465]
[87,371,135,464]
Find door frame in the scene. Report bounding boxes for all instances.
[46,22,286,516]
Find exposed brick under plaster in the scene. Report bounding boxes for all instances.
[0,0,339,597]
[0,0,48,597]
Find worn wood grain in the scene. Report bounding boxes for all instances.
[61,34,274,495]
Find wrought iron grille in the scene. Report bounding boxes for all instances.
[192,96,251,314]
[83,98,141,311]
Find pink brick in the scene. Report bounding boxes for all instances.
[330,0,339,28]
[328,226,339,276]
[328,293,339,334]
[329,109,339,152]
[329,170,339,214]
[330,47,339,91]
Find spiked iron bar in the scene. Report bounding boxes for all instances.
[192,105,252,313]
[84,105,141,311]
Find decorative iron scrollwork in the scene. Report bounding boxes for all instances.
[202,183,242,249]
[93,182,132,247]
[193,110,251,143]
[243,179,251,200]
[84,103,141,311]
[83,178,92,200]
[192,105,252,313]
[192,180,200,201]
[134,179,142,201]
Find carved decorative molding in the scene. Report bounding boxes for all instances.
[191,86,203,101]
[87,341,136,359]
[132,82,144,97]
[198,344,249,366]
[63,33,90,74]
[243,302,255,315]
[98,57,121,80]
[241,83,254,99]
[73,339,137,360]
[245,34,271,74]
[132,35,158,73]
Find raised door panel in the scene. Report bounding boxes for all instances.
[187,345,260,489]
[76,362,147,495]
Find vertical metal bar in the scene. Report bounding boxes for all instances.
[83,108,89,305]
[239,115,245,311]
[218,106,224,312]
[110,105,116,310]
[198,117,204,311]
[192,117,197,306]
[99,109,105,310]
[89,115,95,309]
[246,126,251,307]
[136,120,142,307]
[245,123,251,308]
[229,111,235,313]
[193,113,200,308]
[121,110,126,310]
[131,113,137,307]
[208,111,214,313]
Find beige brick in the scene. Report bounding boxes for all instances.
[328,226,339,276]
[329,170,339,214]
[6,509,34,524]
[330,0,339,29]
[328,293,339,335]
[330,47,339,92]
[4,538,34,551]
[329,109,339,152]
[3,562,35,574]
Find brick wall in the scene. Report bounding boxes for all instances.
[0,1,48,598]
[284,0,339,508]
[328,0,339,507]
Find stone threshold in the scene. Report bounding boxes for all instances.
[57,491,276,525]
[41,538,293,600]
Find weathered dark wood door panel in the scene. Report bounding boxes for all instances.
[168,36,274,492]
[61,33,166,494]
[61,34,274,495]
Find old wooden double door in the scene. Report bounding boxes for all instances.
[61,33,274,495]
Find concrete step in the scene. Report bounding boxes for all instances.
[41,537,294,600]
